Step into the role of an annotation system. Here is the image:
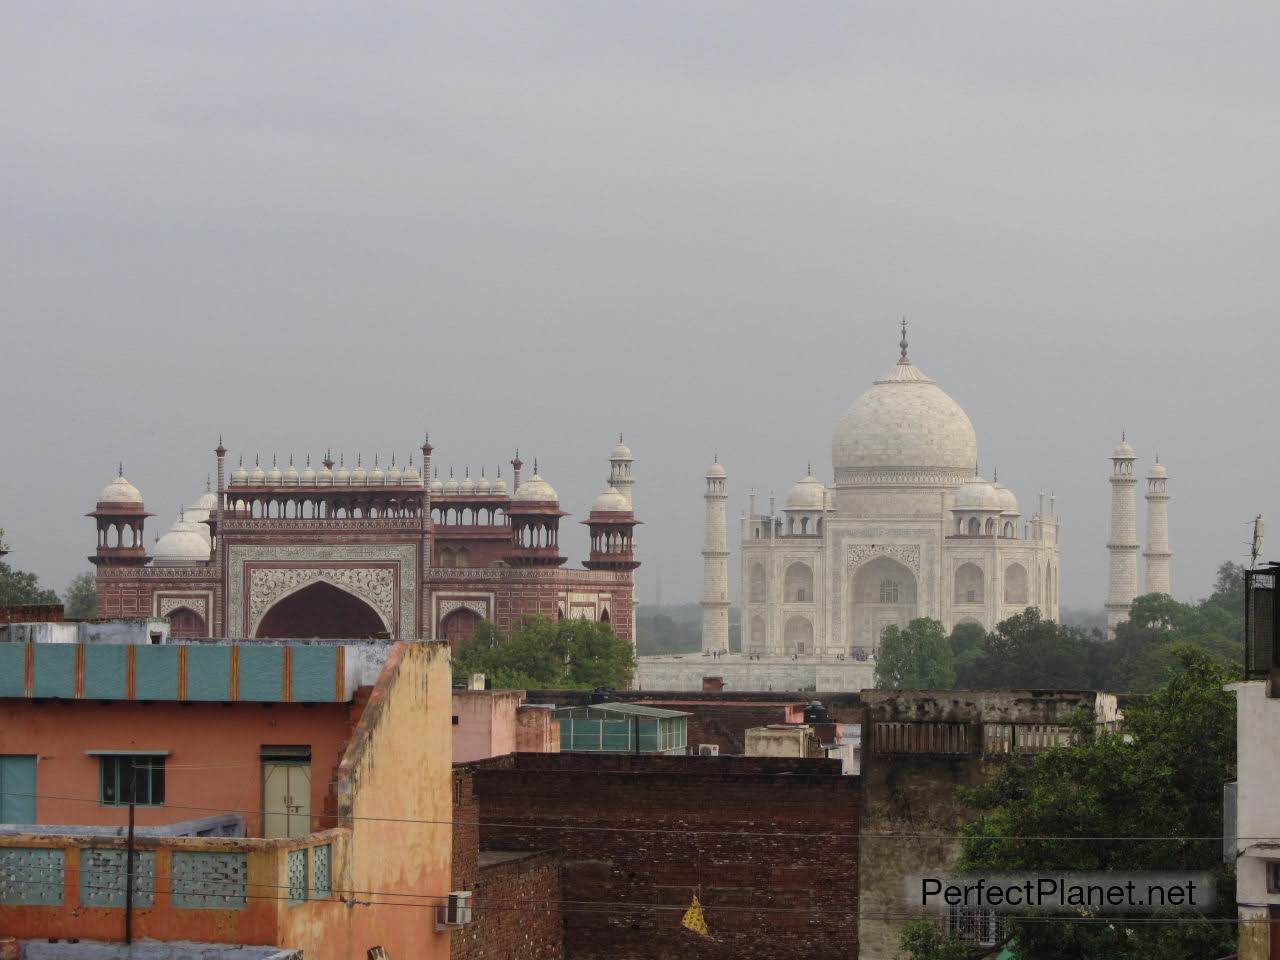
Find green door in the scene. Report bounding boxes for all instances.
[0,755,36,823]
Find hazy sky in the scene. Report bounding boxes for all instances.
[2,3,1277,610]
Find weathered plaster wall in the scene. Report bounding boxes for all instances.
[451,690,523,764]
[0,700,350,836]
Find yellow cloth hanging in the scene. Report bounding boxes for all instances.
[681,894,710,936]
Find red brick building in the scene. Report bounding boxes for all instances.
[91,437,639,648]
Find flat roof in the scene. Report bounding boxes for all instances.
[560,701,690,719]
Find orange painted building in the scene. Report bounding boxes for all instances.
[0,640,456,960]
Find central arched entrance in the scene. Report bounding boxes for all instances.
[255,581,389,639]
[849,556,918,654]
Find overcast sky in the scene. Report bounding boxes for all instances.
[2,3,1277,611]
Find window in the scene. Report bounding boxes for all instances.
[1268,861,1280,894]
[879,580,900,604]
[99,755,165,806]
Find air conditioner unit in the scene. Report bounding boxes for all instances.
[436,890,473,930]
[697,744,719,756]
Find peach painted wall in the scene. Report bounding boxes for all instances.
[0,700,351,836]
[323,641,454,959]
[516,704,559,754]
[451,690,523,763]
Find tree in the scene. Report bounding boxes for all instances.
[876,618,955,689]
[896,919,980,960]
[958,650,1238,959]
[452,615,636,690]
[0,528,60,606]
[953,609,1091,690]
[63,572,98,619]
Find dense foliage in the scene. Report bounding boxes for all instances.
[955,650,1238,959]
[876,618,955,689]
[944,562,1245,694]
[0,528,60,607]
[452,614,636,690]
[63,572,97,619]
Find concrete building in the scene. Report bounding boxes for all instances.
[0,639,457,959]
[1145,458,1172,596]
[451,688,558,764]
[700,459,731,655]
[1106,436,1140,636]
[858,688,1121,960]
[639,326,1060,693]
[89,436,638,650]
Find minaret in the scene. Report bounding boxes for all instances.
[1106,435,1139,637]
[700,458,730,655]
[609,435,635,510]
[1144,457,1171,595]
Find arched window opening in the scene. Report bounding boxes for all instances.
[954,563,985,605]
[879,580,899,604]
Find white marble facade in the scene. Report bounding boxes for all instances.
[737,331,1061,658]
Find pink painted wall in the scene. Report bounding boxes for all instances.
[516,704,559,754]
[451,690,525,763]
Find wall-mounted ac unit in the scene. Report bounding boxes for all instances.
[697,744,719,756]
[436,890,473,930]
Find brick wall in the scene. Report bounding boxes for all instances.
[451,849,563,960]
[646,702,807,755]
[0,604,64,623]
[470,752,858,960]
[453,767,480,892]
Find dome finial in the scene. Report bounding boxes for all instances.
[807,460,812,476]
[618,432,623,443]
[899,317,909,363]
[118,461,124,477]
[533,458,539,474]
[206,475,212,492]
[993,466,998,482]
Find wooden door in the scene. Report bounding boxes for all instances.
[262,760,311,838]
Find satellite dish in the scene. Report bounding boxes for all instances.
[1252,514,1265,567]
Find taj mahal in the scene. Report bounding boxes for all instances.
[637,325,1064,693]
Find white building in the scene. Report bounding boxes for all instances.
[739,327,1060,658]
[638,326,1061,693]
[1230,676,1280,959]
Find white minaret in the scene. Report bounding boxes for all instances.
[701,458,730,654]
[609,435,635,510]
[1106,435,1140,637]
[1144,457,1171,595]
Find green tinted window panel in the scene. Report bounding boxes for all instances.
[558,720,571,750]
[0,644,26,698]
[83,645,127,700]
[0,755,37,823]
[238,646,284,702]
[80,848,156,908]
[184,646,231,701]
[0,847,64,906]
[171,851,247,910]
[290,646,337,702]
[312,844,331,898]
[602,719,632,751]
[287,848,307,905]
[134,645,180,700]
[32,644,76,699]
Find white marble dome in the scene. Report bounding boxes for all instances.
[611,439,634,461]
[991,481,1020,515]
[953,476,1002,512]
[785,473,826,510]
[513,474,559,504]
[490,476,508,495]
[98,474,144,506]
[591,486,629,513]
[831,359,977,483]
[153,516,211,564]
[706,462,726,479]
[1113,439,1136,459]
[1149,462,1167,478]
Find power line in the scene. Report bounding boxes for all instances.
[0,790,1244,842]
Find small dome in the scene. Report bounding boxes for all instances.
[460,472,476,495]
[368,460,385,485]
[490,476,508,495]
[98,474,144,506]
[429,477,444,495]
[513,473,559,504]
[231,460,249,486]
[611,438,634,461]
[475,475,491,494]
[1149,462,1167,478]
[334,460,350,485]
[301,460,317,484]
[316,462,333,485]
[953,476,1003,512]
[401,460,420,485]
[282,460,299,485]
[591,486,630,513]
[1112,438,1136,459]
[153,515,211,564]
[351,460,367,485]
[785,472,826,511]
[443,473,460,495]
[266,459,283,485]
[991,480,1020,515]
[249,459,266,485]
[706,462,726,479]
[387,460,402,485]
[192,490,217,512]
